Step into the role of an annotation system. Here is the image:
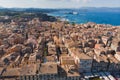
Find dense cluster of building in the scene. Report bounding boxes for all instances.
[0,14,120,80]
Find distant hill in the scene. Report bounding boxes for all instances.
[0,8,57,22]
[0,8,58,13]
[0,7,120,13]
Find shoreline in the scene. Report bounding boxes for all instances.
[0,10,120,80]
[47,11,120,26]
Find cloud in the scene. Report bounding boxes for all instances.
[46,0,91,3]
[83,0,91,3]
[71,0,91,3]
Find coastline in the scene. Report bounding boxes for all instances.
[49,14,120,27]
[47,9,120,26]
[0,8,120,80]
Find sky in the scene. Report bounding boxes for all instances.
[0,0,120,8]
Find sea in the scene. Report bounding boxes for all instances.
[48,8,120,26]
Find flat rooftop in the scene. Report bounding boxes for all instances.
[20,64,36,76]
[2,68,20,77]
[39,62,57,74]
[76,53,93,60]
[61,65,80,77]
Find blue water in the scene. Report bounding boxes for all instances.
[48,9,120,26]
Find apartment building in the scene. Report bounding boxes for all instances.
[38,62,58,80]
[92,54,109,72]
[108,54,120,72]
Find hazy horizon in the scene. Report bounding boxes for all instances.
[0,0,120,9]
[1,7,120,9]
